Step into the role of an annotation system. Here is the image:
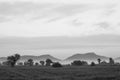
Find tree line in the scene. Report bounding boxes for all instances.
[0,54,62,68]
[0,54,118,68]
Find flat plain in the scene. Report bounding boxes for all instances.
[0,65,120,80]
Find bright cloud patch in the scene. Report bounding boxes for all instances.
[0,0,120,37]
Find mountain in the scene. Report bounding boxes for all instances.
[0,54,61,62]
[114,57,120,61]
[38,55,61,61]
[65,52,109,62]
[0,57,7,62]
[20,54,61,61]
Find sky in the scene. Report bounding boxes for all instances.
[0,0,120,37]
[0,0,120,59]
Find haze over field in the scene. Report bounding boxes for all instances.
[0,35,120,59]
[0,0,120,59]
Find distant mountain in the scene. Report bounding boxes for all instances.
[0,53,116,63]
[20,54,61,62]
[38,55,61,61]
[0,54,61,62]
[65,52,109,62]
[0,57,7,62]
[114,57,120,61]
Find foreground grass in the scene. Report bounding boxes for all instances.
[0,65,120,80]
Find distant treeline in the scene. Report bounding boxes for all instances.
[0,54,119,68]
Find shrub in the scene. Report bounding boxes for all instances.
[40,61,45,66]
[90,62,96,66]
[17,62,23,66]
[52,62,62,68]
[35,62,39,66]
[27,59,34,66]
[109,58,115,65]
[71,60,88,66]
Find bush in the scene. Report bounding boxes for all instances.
[52,62,62,68]
[71,60,88,66]
[17,62,23,66]
[90,62,96,66]
[35,62,39,66]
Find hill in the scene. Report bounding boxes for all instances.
[114,57,120,61]
[0,54,61,62]
[65,52,109,62]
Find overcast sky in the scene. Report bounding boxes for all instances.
[0,0,120,58]
[0,0,119,37]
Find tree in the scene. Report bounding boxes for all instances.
[7,54,21,67]
[46,59,53,66]
[35,62,39,66]
[24,61,28,66]
[90,62,96,66]
[109,58,114,65]
[97,58,101,64]
[52,62,62,68]
[40,61,45,66]
[27,59,34,66]
[71,60,88,66]
[14,54,21,61]
[81,61,88,65]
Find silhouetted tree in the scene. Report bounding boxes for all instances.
[90,62,96,66]
[46,59,53,66]
[71,60,88,66]
[81,61,88,65]
[27,59,34,66]
[24,61,28,66]
[35,62,39,66]
[97,58,101,64]
[40,61,45,66]
[7,54,21,67]
[109,58,114,64]
[52,62,62,68]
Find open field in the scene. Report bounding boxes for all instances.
[0,65,120,80]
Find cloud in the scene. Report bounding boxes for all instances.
[0,0,120,37]
[69,19,84,27]
[0,2,54,22]
[0,1,104,23]
[95,22,110,29]
[0,16,10,22]
[0,1,117,23]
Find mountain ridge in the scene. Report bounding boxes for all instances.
[0,52,118,63]
[0,54,61,62]
[65,52,109,61]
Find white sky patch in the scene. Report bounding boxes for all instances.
[0,0,120,37]
[0,0,116,4]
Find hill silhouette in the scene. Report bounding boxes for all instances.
[65,52,109,62]
[0,54,61,62]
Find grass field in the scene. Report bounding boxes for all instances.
[0,65,120,80]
